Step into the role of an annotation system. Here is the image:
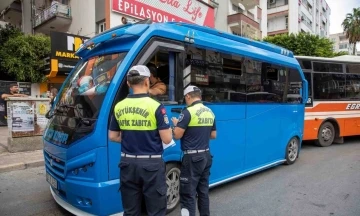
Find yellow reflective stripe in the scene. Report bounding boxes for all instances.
[188,103,215,127]
[114,97,159,130]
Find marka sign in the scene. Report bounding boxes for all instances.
[112,0,214,27]
[50,32,89,60]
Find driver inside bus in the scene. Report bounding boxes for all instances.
[147,63,166,96]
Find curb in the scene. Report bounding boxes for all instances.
[0,160,44,173]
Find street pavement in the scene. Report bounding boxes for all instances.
[0,139,359,216]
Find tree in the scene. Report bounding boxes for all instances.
[0,33,50,83]
[0,23,23,80]
[262,32,342,57]
[341,7,360,55]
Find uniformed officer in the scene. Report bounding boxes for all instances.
[108,65,173,216]
[171,85,217,216]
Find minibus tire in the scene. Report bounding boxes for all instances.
[166,163,181,213]
[315,121,335,147]
[285,137,299,165]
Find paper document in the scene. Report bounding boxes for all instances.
[163,139,176,149]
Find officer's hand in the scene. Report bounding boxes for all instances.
[171,117,178,126]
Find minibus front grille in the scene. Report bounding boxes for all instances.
[44,151,65,181]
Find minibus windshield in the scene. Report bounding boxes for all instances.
[44,52,127,146]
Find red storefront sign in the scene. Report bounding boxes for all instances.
[112,0,215,28]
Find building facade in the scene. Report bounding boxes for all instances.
[267,0,330,37]
[216,0,267,39]
[329,32,359,55]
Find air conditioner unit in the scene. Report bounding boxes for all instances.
[270,0,276,4]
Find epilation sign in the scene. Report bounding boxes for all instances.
[112,0,215,28]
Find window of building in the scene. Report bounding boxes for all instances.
[97,22,106,34]
[183,44,303,104]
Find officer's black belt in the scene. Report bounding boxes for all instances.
[183,148,210,154]
[121,152,162,158]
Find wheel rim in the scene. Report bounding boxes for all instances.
[321,127,333,141]
[166,167,180,209]
[288,139,298,162]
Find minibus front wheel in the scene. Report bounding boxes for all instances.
[166,162,181,213]
[285,137,299,165]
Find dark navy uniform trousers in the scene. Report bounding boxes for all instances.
[180,151,213,216]
[119,157,167,216]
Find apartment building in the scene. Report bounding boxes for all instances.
[267,0,330,37]
[0,0,96,37]
[216,0,267,39]
[330,32,359,55]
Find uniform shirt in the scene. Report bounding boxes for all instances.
[176,101,216,151]
[109,93,170,155]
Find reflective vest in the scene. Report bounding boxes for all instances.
[181,101,215,150]
[113,95,163,155]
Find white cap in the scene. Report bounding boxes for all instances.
[127,65,150,77]
[183,85,201,96]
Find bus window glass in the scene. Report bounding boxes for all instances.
[184,45,246,103]
[304,72,312,104]
[184,45,303,103]
[297,59,312,70]
[45,52,127,145]
[146,50,172,102]
[286,69,303,103]
[346,64,360,74]
[313,62,343,73]
[344,74,360,99]
[313,73,346,100]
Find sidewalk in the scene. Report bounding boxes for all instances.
[0,126,44,173]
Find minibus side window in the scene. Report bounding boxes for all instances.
[183,44,302,104]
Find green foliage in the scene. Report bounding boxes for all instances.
[0,27,50,83]
[0,24,23,78]
[341,7,360,55]
[334,51,349,57]
[262,32,338,57]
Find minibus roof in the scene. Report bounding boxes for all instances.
[76,19,298,68]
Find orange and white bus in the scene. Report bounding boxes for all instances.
[295,55,360,147]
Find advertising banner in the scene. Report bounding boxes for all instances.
[6,99,50,138]
[10,101,35,133]
[112,0,215,28]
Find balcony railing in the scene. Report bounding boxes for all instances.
[33,3,71,27]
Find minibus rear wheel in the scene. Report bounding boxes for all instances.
[315,121,335,147]
[285,137,299,165]
[166,163,181,213]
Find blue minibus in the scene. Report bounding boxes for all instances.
[43,19,307,215]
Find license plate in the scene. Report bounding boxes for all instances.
[46,172,58,189]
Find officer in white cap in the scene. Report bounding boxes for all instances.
[171,85,217,216]
[108,65,173,215]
